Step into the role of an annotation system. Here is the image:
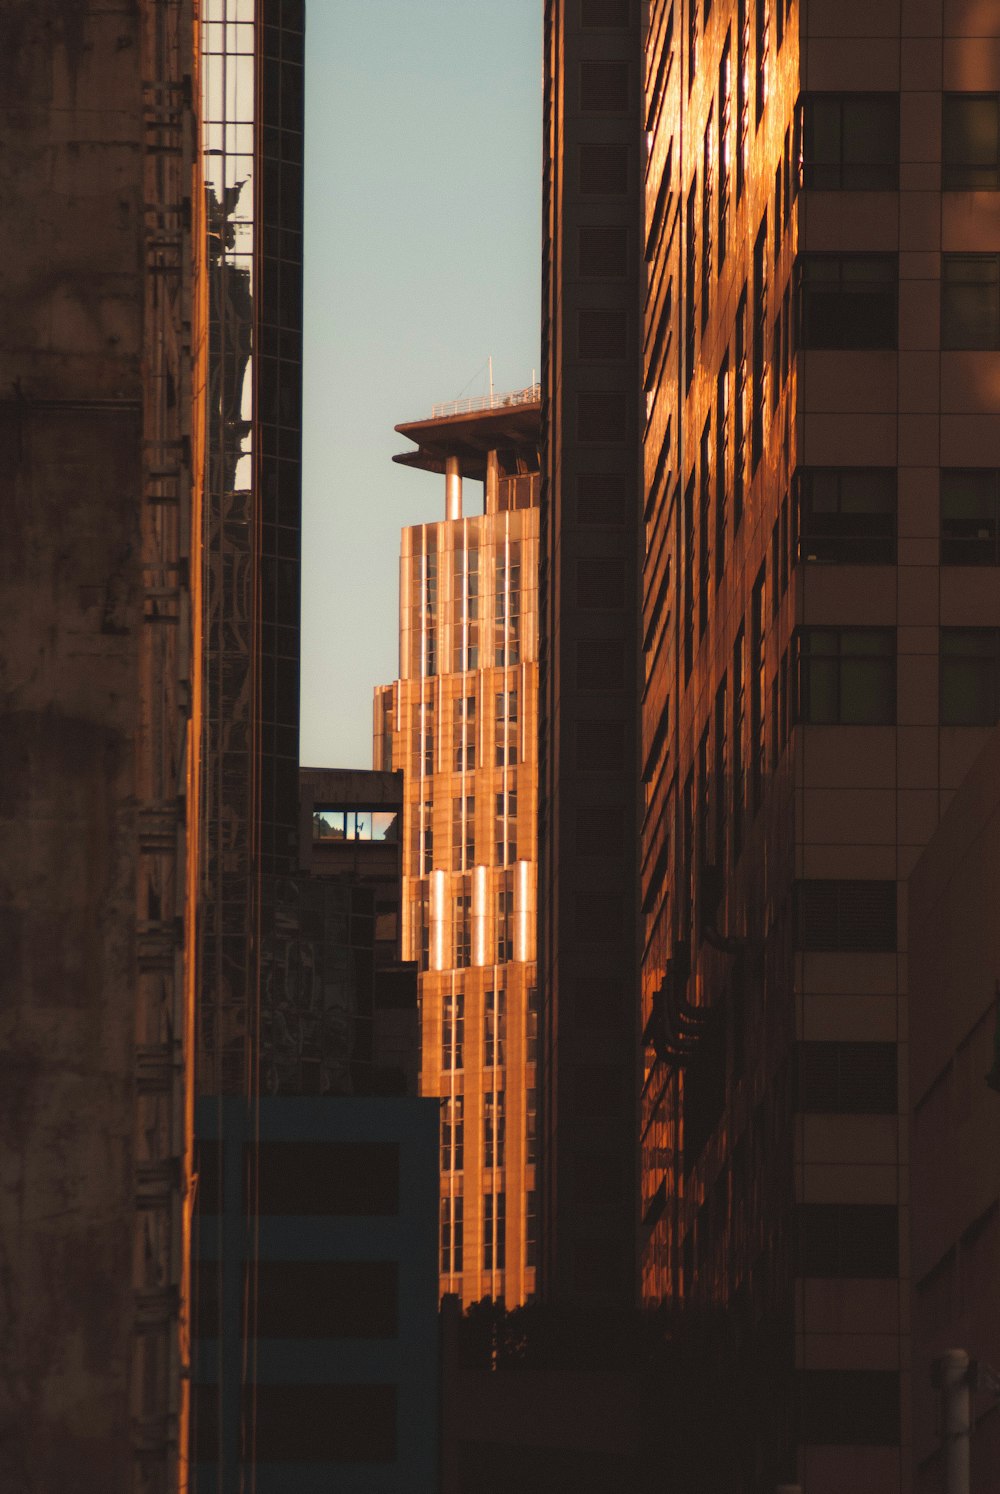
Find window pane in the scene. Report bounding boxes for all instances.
[941,469,998,564]
[941,629,999,724]
[942,255,1000,349]
[943,94,1000,189]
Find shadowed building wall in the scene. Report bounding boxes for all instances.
[0,3,203,1490]
[540,0,644,1309]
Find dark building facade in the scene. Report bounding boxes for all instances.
[0,4,203,1490]
[539,0,644,1309]
[909,727,1000,1493]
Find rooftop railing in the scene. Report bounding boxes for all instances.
[429,383,541,420]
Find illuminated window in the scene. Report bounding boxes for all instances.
[453,887,472,968]
[801,94,898,190]
[484,986,506,1068]
[483,1090,505,1169]
[702,108,714,328]
[941,254,1000,349]
[684,176,697,388]
[496,880,514,963]
[940,628,1000,724]
[737,0,749,199]
[715,355,729,582]
[526,1088,537,1165]
[798,468,896,564]
[440,1193,463,1276]
[734,288,747,526]
[452,794,475,871]
[797,627,896,724]
[483,1191,505,1272]
[718,34,731,269]
[754,0,769,124]
[797,254,897,349]
[943,94,1000,190]
[441,1095,464,1173]
[941,469,1000,565]
[442,991,464,1070]
[751,214,767,470]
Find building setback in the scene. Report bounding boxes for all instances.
[375,391,542,1305]
[635,0,1000,1490]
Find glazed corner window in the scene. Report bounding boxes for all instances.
[943,94,1000,190]
[941,254,1000,349]
[940,627,1000,725]
[800,94,899,190]
[312,809,398,842]
[940,469,1000,565]
[797,627,896,724]
[798,468,896,564]
[797,254,897,349]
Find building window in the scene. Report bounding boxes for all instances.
[453,694,476,771]
[750,567,766,811]
[483,1190,506,1272]
[941,254,1000,349]
[441,1193,463,1276]
[699,419,711,639]
[526,1087,537,1165]
[795,879,897,952]
[718,34,731,270]
[940,627,1000,724]
[702,109,714,327]
[419,797,433,875]
[453,887,472,968]
[943,94,1000,190]
[798,468,896,563]
[495,543,521,666]
[751,213,767,471]
[714,674,728,869]
[452,546,479,672]
[526,984,539,1065]
[797,254,897,349]
[496,879,514,962]
[941,469,1000,564]
[441,1095,464,1173]
[797,1204,898,1278]
[685,176,697,388]
[483,1090,505,1169]
[715,355,729,582]
[734,289,747,527]
[484,986,506,1068]
[754,0,769,124]
[797,1041,897,1114]
[526,1189,538,1268]
[797,627,895,724]
[683,472,696,681]
[737,0,749,200]
[452,794,474,871]
[442,990,464,1070]
[801,94,899,190]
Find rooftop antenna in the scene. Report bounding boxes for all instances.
[488,354,494,406]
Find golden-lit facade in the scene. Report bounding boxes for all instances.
[637,0,1000,1489]
[375,393,541,1304]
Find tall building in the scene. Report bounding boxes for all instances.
[0,4,203,1489]
[632,1,1000,1490]
[539,0,644,1309]
[375,389,542,1305]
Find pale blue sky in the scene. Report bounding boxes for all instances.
[300,1,542,768]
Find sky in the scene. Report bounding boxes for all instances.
[300,0,542,768]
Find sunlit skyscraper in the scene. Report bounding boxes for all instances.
[376,388,541,1304]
